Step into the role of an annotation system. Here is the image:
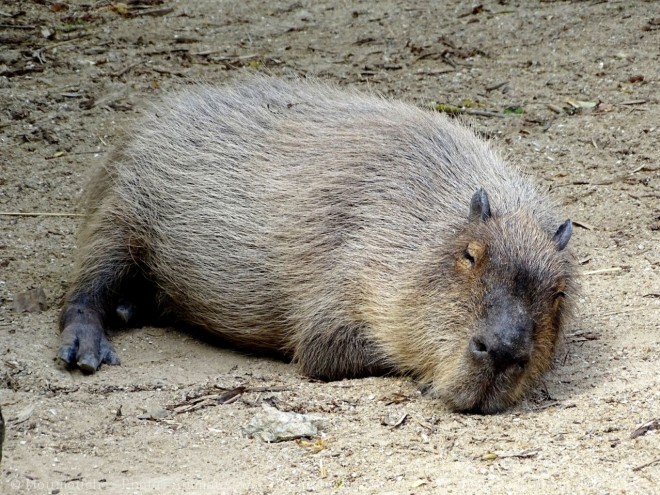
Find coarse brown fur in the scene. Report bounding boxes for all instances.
[58,76,577,413]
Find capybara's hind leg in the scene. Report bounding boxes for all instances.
[58,224,134,373]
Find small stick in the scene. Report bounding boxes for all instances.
[112,61,143,78]
[46,33,91,50]
[582,267,622,276]
[209,53,260,61]
[632,458,660,472]
[134,7,174,17]
[463,109,506,119]
[0,24,35,29]
[389,412,408,429]
[485,81,508,91]
[45,150,105,160]
[247,385,291,393]
[151,66,186,76]
[572,220,594,230]
[499,449,539,459]
[531,401,560,411]
[588,307,659,318]
[0,212,84,218]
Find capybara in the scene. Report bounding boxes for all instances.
[58,76,576,413]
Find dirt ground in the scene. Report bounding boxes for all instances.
[1,1,658,493]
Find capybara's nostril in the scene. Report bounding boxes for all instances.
[488,340,530,371]
[471,334,531,371]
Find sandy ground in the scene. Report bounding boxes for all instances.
[0,1,658,493]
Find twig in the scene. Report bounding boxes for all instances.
[485,81,508,91]
[414,51,450,63]
[532,401,560,411]
[112,61,143,78]
[499,449,539,459]
[145,47,189,56]
[415,68,455,76]
[572,220,594,230]
[46,33,91,50]
[630,164,659,174]
[631,419,659,439]
[566,331,600,340]
[587,307,660,318]
[45,150,105,160]
[247,385,291,393]
[0,212,84,218]
[632,458,660,472]
[151,66,186,76]
[435,104,506,119]
[389,412,408,429]
[533,399,576,411]
[134,7,174,17]
[201,53,260,60]
[0,24,35,29]
[170,385,291,414]
[583,267,622,276]
[463,109,506,118]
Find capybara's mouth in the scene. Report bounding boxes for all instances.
[435,365,529,414]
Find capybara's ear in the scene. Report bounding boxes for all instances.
[469,188,491,222]
[552,219,573,251]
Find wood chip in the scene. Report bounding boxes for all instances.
[572,220,594,230]
[583,267,622,276]
[631,418,659,439]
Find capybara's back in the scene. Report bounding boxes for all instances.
[59,76,576,413]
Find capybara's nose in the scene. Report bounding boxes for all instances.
[470,334,531,371]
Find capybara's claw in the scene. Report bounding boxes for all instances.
[99,337,121,366]
[57,342,77,366]
[76,352,101,374]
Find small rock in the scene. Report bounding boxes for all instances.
[0,50,22,65]
[138,409,170,421]
[13,287,48,313]
[243,404,321,443]
[12,404,35,424]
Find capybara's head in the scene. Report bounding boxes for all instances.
[400,189,576,414]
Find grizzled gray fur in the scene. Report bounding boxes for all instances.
[59,77,576,413]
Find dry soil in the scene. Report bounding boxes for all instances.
[0,1,658,494]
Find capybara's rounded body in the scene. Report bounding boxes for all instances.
[59,76,576,413]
